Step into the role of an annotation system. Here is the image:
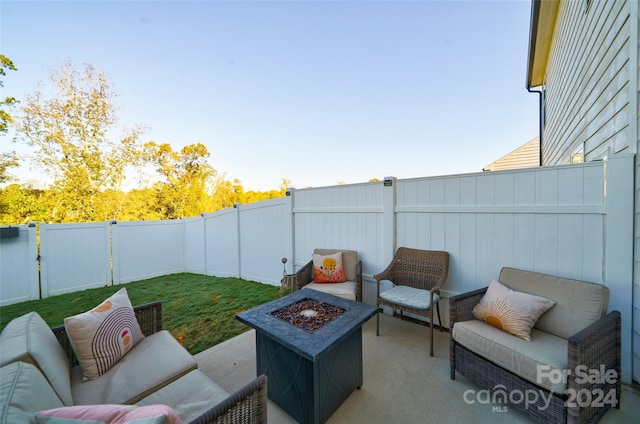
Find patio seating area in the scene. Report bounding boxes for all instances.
[196,312,640,423]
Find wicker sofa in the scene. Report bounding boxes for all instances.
[0,301,267,423]
[449,267,621,424]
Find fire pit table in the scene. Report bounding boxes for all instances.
[236,288,377,424]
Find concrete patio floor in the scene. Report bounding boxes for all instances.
[195,312,640,424]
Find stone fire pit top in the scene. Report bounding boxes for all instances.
[236,289,378,360]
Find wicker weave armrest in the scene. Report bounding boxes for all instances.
[567,311,621,408]
[293,260,313,289]
[51,301,163,367]
[188,374,268,424]
[448,288,487,329]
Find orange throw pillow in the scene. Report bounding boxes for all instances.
[312,252,346,283]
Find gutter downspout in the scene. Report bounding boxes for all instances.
[527,85,543,166]
[527,0,543,167]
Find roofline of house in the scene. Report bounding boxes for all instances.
[527,0,560,88]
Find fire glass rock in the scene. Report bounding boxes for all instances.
[271,298,346,332]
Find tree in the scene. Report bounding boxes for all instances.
[0,54,19,183]
[0,54,18,134]
[15,62,144,222]
[143,141,216,219]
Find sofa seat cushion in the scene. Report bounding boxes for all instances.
[452,320,568,394]
[0,312,74,406]
[1,362,65,423]
[379,285,438,310]
[138,370,229,424]
[303,281,357,301]
[71,330,197,405]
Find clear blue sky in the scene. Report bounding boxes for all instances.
[1,0,538,192]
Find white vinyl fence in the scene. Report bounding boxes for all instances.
[0,223,38,306]
[0,156,634,382]
[40,222,112,298]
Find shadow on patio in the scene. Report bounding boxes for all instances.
[195,313,640,424]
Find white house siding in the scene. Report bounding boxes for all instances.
[543,0,632,164]
[483,137,540,171]
[539,0,639,383]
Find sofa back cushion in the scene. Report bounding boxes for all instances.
[0,361,65,422]
[499,267,609,339]
[0,312,74,405]
[314,249,358,282]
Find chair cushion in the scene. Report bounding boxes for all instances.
[472,280,555,341]
[379,285,438,310]
[64,288,145,381]
[452,319,568,393]
[34,404,182,424]
[138,370,230,424]
[313,249,358,282]
[312,252,346,283]
[0,361,65,422]
[71,330,197,406]
[499,267,609,338]
[0,311,74,405]
[303,281,357,301]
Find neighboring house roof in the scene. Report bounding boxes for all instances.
[483,137,540,171]
[527,0,560,88]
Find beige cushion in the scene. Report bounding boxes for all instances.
[64,288,145,381]
[0,312,74,405]
[139,370,230,423]
[452,320,568,393]
[499,267,609,338]
[472,280,555,341]
[312,252,346,283]
[0,361,64,422]
[313,249,358,282]
[71,330,197,405]
[303,281,357,301]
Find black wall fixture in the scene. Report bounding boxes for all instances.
[0,227,19,239]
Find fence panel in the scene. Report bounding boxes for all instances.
[40,222,111,297]
[292,183,385,303]
[203,208,239,278]
[112,220,185,284]
[238,197,292,286]
[184,216,205,274]
[0,224,39,306]
[395,163,607,301]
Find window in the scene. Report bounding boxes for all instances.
[570,144,585,164]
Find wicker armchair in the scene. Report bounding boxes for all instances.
[374,247,450,356]
[52,302,268,424]
[283,248,363,302]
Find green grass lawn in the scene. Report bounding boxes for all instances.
[0,273,283,355]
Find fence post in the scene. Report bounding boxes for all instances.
[27,222,39,300]
[105,220,113,286]
[39,223,50,298]
[285,188,295,274]
[235,203,242,278]
[603,153,634,383]
[382,176,397,265]
[111,220,120,285]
